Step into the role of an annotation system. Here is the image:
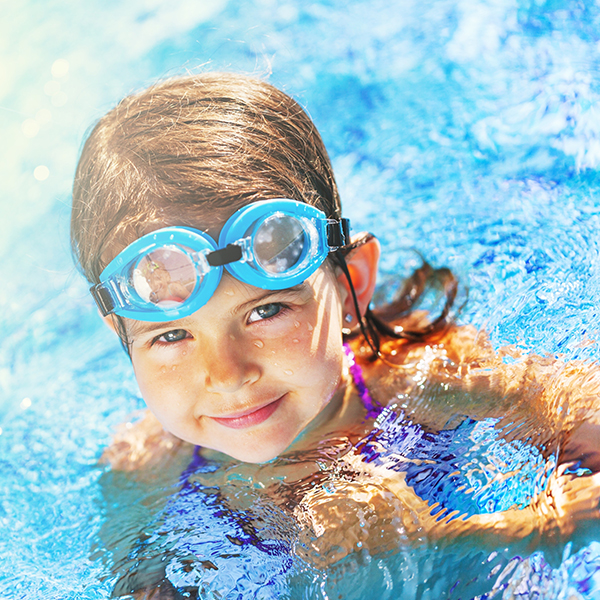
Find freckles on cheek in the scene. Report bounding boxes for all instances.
[275,317,319,358]
[134,356,183,402]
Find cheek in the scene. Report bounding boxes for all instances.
[258,308,343,383]
[132,353,188,415]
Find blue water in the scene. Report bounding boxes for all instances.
[2,0,600,598]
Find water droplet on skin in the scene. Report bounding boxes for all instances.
[307,323,314,331]
[293,320,300,328]
[172,365,177,371]
[284,369,294,376]
[224,289,234,296]
[253,340,264,348]
[292,338,299,344]
[161,366,167,374]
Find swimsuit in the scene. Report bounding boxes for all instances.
[359,407,555,519]
[157,454,297,596]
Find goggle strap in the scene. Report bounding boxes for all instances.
[206,243,243,267]
[327,218,351,249]
[90,283,115,317]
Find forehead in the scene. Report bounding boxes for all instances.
[147,204,241,238]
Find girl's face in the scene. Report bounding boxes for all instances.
[126,264,348,463]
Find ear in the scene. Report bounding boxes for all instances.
[101,313,132,357]
[101,313,121,335]
[336,235,380,324]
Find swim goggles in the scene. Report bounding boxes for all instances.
[90,199,351,322]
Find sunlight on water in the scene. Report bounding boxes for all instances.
[2,0,600,598]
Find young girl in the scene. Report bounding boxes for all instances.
[71,72,600,598]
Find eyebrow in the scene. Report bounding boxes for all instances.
[127,318,195,338]
[234,283,309,314]
[127,283,310,337]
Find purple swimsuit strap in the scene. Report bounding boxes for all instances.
[342,343,381,418]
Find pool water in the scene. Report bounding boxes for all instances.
[2,0,600,598]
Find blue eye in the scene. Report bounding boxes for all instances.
[248,303,285,323]
[155,329,190,344]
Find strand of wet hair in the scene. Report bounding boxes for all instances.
[332,252,460,364]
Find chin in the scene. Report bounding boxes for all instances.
[221,437,292,464]
[230,446,284,464]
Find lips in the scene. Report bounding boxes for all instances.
[210,395,285,429]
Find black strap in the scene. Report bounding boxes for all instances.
[327,218,351,248]
[90,283,115,316]
[206,244,243,267]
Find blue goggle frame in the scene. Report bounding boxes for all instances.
[90,199,350,322]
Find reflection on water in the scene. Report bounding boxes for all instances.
[4,0,600,598]
[133,249,196,306]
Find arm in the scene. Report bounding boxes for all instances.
[96,412,197,597]
[448,328,600,471]
[363,324,600,470]
[297,329,600,564]
[293,452,600,566]
[375,460,600,544]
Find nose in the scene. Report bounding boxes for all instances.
[201,336,261,394]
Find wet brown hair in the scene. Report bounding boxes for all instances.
[71,71,457,355]
[71,72,340,284]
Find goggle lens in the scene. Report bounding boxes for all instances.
[132,247,197,306]
[253,214,307,275]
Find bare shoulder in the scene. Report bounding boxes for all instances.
[353,320,600,466]
[100,410,193,472]
[350,323,495,415]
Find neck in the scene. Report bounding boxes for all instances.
[284,357,373,457]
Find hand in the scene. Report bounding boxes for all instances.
[533,462,600,540]
[100,410,184,471]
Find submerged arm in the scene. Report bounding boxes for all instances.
[455,333,600,471]
[367,323,600,470]
[375,459,600,545]
[294,452,600,566]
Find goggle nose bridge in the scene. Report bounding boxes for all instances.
[205,242,245,267]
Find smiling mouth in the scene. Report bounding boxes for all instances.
[210,395,285,429]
